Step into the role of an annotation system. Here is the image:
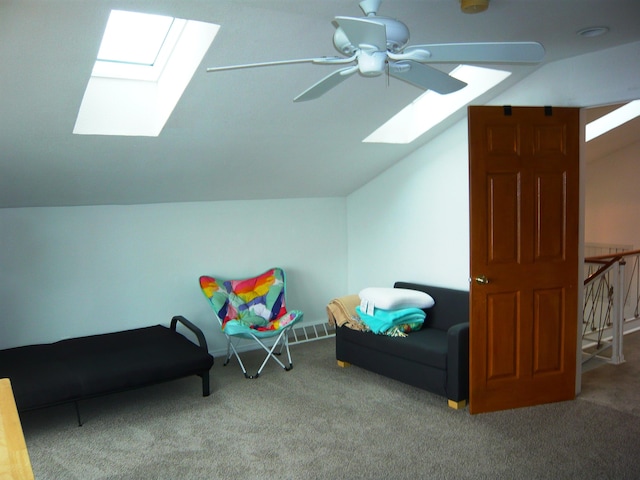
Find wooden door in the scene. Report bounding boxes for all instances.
[468,106,580,414]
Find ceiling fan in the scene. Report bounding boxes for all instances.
[206,0,545,102]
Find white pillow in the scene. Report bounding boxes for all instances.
[358,287,435,312]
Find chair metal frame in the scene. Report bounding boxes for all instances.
[222,324,295,379]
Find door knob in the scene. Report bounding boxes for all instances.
[475,275,489,285]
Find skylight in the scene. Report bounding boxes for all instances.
[364,65,511,144]
[585,100,640,142]
[73,10,219,137]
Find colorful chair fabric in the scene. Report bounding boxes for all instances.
[199,268,303,378]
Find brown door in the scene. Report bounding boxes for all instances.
[468,106,580,414]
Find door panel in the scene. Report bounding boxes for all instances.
[489,173,520,263]
[469,106,579,414]
[486,291,519,380]
[533,288,564,374]
[536,172,566,260]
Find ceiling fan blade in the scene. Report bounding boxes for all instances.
[389,61,467,94]
[294,66,358,102]
[206,56,350,72]
[403,42,545,64]
[334,16,387,50]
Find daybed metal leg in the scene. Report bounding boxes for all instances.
[75,401,83,427]
[201,372,211,396]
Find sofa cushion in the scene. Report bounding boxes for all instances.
[339,326,448,370]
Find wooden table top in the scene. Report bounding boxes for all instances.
[0,378,34,480]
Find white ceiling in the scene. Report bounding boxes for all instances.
[1,0,639,208]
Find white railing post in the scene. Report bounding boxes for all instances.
[610,259,626,364]
[582,248,640,363]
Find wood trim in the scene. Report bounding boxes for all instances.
[585,248,640,262]
[448,399,467,410]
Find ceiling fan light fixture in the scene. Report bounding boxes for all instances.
[357,50,387,76]
[460,0,489,14]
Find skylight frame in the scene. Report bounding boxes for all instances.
[92,10,187,82]
[97,10,174,66]
[364,65,511,144]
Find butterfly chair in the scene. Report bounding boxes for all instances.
[199,268,304,379]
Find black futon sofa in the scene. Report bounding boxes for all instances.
[0,315,213,424]
[335,282,470,408]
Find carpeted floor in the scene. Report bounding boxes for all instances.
[580,331,640,416]
[19,333,640,479]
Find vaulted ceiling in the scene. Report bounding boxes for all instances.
[1,1,639,208]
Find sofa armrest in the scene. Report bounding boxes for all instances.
[170,315,209,352]
[446,322,470,402]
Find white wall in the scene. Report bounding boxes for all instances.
[347,120,471,292]
[346,41,640,294]
[0,198,347,352]
[585,141,640,247]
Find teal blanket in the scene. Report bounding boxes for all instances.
[355,306,425,334]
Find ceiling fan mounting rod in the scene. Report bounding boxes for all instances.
[359,0,381,16]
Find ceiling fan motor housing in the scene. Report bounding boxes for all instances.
[333,16,410,55]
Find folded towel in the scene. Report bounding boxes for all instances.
[326,295,367,331]
[355,306,426,334]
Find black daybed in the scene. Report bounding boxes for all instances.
[0,315,213,425]
[329,282,469,409]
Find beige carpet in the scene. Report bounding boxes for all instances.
[19,334,640,479]
[580,330,640,416]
